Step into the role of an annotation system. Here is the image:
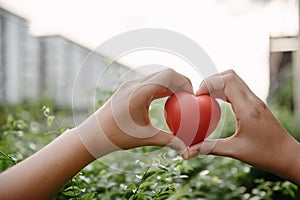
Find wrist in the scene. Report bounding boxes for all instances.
[290,154,300,184]
[76,111,119,158]
[68,128,96,163]
[277,137,300,184]
[286,142,300,184]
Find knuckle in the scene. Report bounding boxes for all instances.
[200,79,212,89]
[201,76,225,93]
[224,72,236,83]
[163,68,176,75]
[223,74,235,89]
[256,98,267,109]
[224,69,237,76]
[247,99,267,120]
[223,71,240,90]
[222,70,238,84]
[248,106,261,120]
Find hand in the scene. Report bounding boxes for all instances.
[77,69,193,159]
[0,69,193,199]
[188,70,300,184]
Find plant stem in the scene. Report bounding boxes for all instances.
[131,164,152,199]
[54,118,63,133]
[0,150,17,165]
[71,176,78,200]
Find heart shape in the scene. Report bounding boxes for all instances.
[164,92,221,146]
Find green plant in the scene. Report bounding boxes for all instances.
[0,96,299,199]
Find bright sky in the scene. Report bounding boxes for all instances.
[0,0,298,100]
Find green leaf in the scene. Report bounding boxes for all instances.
[144,171,157,180]
[42,106,50,117]
[139,181,153,189]
[82,192,96,200]
[156,193,171,200]
[126,183,137,191]
[47,116,55,127]
[63,185,82,192]
[13,119,28,129]
[139,157,151,165]
[157,164,168,172]
[7,114,14,123]
[0,151,17,164]
[62,190,75,197]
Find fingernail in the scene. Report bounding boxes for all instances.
[195,88,202,96]
[179,148,189,160]
[182,151,189,160]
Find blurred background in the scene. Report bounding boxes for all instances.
[0,0,300,199]
[0,0,299,111]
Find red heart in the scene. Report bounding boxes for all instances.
[164,92,221,146]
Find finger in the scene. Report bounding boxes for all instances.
[131,69,194,106]
[145,68,194,96]
[134,84,172,101]
[133,69,164,83]
[188,138,234,158]
[196,70,257,115]
[196,74,227,101]
[196,69,235,95]
[148,128,189,160]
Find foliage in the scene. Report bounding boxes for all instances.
[269,63,294,112]
[0,97,299,199]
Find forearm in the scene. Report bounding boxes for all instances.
[277,137,300,185]
[0,128,95,199]
[290,156,300,185]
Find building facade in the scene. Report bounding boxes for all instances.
[0,8,30,104]
[0,7,140,109]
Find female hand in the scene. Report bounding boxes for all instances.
[188,70,300,184]
[0,69,193,199]
[77,68,193,159]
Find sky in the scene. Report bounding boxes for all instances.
[0,0,298,100]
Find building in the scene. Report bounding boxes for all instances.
[38,35,141,108]
[0,7,31,104]
[0,7,141,109]
[38,35,103,107]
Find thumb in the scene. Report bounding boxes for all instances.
[149,128,189,160]
[188,138,234,158]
